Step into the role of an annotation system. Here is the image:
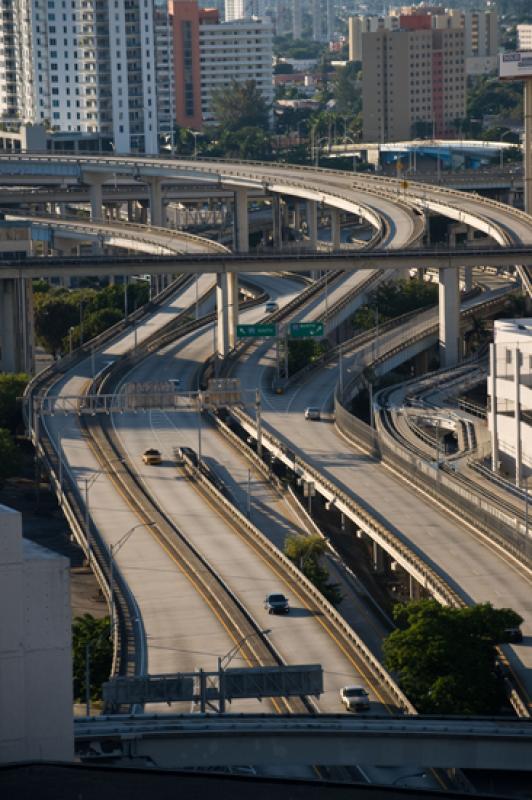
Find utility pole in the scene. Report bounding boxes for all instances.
[256,389,263,459]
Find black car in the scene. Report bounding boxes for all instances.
[264,593,290,615]
[504,627,523,644]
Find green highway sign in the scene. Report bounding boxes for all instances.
[289,322,324,338]
[237,323,277,338]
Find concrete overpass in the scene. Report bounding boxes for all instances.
[74,713,532,771]
[2,152,532,367]
[1,245,529,279]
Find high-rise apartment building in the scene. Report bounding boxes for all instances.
[311,0,335,42]
[169,2,273,128]
[225,0,257,22]
[350,7,497,74]
[0,0,159,154]
[517,24,532,52]
[362,21,466,142]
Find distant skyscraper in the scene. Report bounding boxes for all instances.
[311,0,336,42]
[0,0,159,154]
[362,22,466,142]
[169,1,273,127]
[225,0,258,21]
[292,0,302,39]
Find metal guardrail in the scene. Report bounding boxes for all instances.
[21,274,213,695]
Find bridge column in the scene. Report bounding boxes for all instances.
[272,195,282,249]
[330,207,341,250]
[227,273,239,350]
[0,278,34,373]
[216,273,230,358]
[293,201,301,237]
[372,541,384,572]
[83,172,106,222]
[145,177,164,227]
[463,228,474,292]
[234,189,249,254]
[439,267,460,368]
[307,199,318,251]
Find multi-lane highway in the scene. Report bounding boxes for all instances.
[107,273,405,713]
[16,153,532,729]
[226,280,532,708]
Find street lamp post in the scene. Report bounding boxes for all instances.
[79,300,84,345]
[216,628,272,713]
[82,460,123,568]
[109,521,155,639]
[341,134,358,172]
[69,326,75,355]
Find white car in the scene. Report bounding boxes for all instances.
[340,685,370,712]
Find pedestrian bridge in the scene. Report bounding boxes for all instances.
[74,714,532,771]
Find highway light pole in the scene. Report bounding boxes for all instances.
[217,628,271,713]
[256,388,263,459]
[109,521,155,640]
[82,460,123,569]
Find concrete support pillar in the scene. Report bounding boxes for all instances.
[145,177,164,227]
[490,343,499,473]
[307,199,318,251]
[0,278,34,373]
[227,272,238,350]
[372,541,384,572]
[234,189,249,253]
[438,267,460,368]
[272,195,282,249]
[293,201,301,235]
[127,200,134,222]
[449,228,456,249]
[216,273,230,358]
[330,207,341,250]
[139,202,148,225]
[414,350,429,376]
[84,173,105,222]
[281,199,289,231]
[514,345,522,488]
[524,79,532,215]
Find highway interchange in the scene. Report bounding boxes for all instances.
[8,153,532,776]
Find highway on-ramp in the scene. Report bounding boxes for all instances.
[229,285,532,710]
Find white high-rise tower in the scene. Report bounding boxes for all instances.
[0,0,159,154]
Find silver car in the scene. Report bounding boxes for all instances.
[340,685,370,712]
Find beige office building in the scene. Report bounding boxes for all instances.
[351,9,497,74]
[362,26,466,143]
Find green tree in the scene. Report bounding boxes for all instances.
[219,126,273,160]
[0,373,29,432]
[72,614,113,702]
[383,600,523,714]
[75,307,123,347]
[333,61,362,117]
[33,294,81,355]
[0,428,21,487]
[284,534,342,606]
[287,338,328,374]
[352,278,438,332]
[211,80,271,132]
